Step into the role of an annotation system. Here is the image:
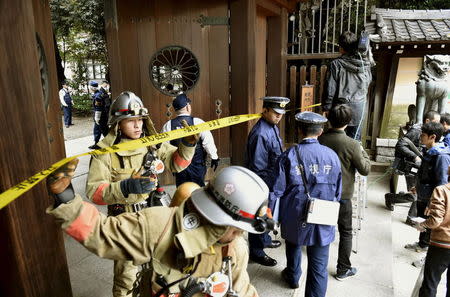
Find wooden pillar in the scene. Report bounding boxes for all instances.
[105,0,123,98]
[0,1,72,296]
[230,0,257,165]
[267,7,288,142]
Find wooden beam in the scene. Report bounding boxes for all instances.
[230,0,257,165]
[256,0,281,16]
[379,56,400,138]
[286,53,341,60]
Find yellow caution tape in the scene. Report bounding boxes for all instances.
[0,113,261,210]
[0,102,322,210]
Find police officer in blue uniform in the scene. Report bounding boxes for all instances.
[161,94,220,187]
[98,80,111,137]
[89,81,105,149]
[271,112,342,295]
[244,96,290,267]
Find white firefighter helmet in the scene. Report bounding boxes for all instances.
[190,166,273,234]
[108,91,149,126]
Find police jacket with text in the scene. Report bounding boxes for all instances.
[244,118,283,188]
[270,139,342,246]
[417,143,450,201]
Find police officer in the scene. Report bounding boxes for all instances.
[85,91,197,297]
[89,81,104,149]
[59,81,73,128]
[98,80,111,137]
[48,162,270,297]
[161,94,220,187]
[271,112,342,295]
[244,96,290,266]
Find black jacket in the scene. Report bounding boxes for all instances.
[395,124,421,161]
[323,54,372,112]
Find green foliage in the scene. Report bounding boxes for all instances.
[71,93,92,116]
[50,0,107,114]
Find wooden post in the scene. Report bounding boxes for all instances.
[0,0,72,296]
[230,0,257,165]
[267,7,288,142]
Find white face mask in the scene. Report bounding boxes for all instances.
[104,86,110,92]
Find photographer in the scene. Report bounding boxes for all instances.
[322,31,372,140]
[385,111,440,225]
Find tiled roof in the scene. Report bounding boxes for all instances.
[365,8,450,43]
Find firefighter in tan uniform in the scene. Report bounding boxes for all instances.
[48,161,272,297]
[85,91,197,296]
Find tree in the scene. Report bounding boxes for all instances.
[50,0,107,115]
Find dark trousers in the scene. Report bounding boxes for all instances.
[406,175,418,218]
[93,122,102,144]
[389,174,417,217]
[63,105,72,126]
[419,245,450,297]
[100,112,109,137]
[417,199,431,248]
[337,199,353,274]
[285,241,329,297]
[249,231,273,257]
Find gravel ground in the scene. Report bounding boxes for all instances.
[62,115,93,140]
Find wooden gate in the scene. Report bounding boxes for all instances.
[285,63,328,144]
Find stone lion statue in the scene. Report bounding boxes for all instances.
[415,54,450,123]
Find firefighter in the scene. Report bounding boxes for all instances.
[85,91,197,297]
[48,162,271,297]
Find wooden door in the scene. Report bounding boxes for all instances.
[0,0,72,296]
[105,0,230,182]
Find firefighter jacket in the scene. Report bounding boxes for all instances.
[86,126,195,206]
[46,196,258,297]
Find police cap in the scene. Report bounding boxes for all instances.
[172,93,191,111]
[295,111,327,124]
[261,96,290,114]
[89,81,98,88]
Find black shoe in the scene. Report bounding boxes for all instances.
[335,267,357,281]
[88,144,99,150]
[65,125,70,128]
[250,254,277,266]
[384,193,394,211]
[266,240,282,248]
[281,269,299,289]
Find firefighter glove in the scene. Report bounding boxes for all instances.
[181,119,200,146]
[47,158,79,206]
[120,175,157,197]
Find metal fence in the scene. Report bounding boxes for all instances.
[287,0,370,56]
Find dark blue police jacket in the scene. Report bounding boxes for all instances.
[244,118,283,188]
[270,138,342,246]
[92,90,104,112]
